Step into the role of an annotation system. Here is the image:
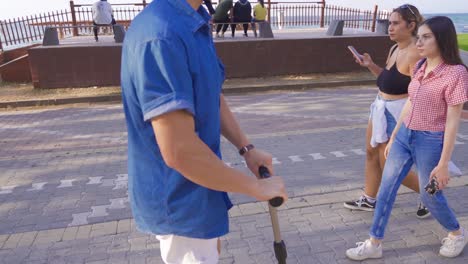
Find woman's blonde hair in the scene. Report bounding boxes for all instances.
[392,4,423,36]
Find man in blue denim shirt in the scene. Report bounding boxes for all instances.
[121,0,287,262]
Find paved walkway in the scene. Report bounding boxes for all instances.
[0,47,467,264]
[0,71,374,108]
[1,186,468,264]
[1,87,468,263]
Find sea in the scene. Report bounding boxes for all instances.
[424,13,468,33]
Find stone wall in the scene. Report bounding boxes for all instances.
[29,36,393,88]
[0,45,39,83]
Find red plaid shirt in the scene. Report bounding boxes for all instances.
[404,60,468,131]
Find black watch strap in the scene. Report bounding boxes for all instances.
[239,144,255,156]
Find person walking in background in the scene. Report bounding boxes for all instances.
[346,16,468,261]
[232,0,252,37]
[120,0,287,262]
[251,0,267,37]
[213,0,233,38]
[92,0,116,42]
[343,5,431,218]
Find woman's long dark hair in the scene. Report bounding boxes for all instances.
[259,0,264,7]
[422,16,467,70]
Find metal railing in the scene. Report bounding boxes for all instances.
[269,2,324,28]
[69,0,147,36]
[0,0,390,51]
[0,1,148,51]
[0,10,74,50]
[267,2,389,30]
[323,4,389,31]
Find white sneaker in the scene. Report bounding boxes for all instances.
[439,228,468,258]
[346,239,382,261]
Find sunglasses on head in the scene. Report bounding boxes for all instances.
[399,4,416,17]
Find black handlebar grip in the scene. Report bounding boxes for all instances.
[258,166,284,207]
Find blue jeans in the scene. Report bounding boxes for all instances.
[370,124,460,239]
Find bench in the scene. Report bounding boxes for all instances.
[211,21,274,38]
[326,19,389,36]
[42,24,126,46]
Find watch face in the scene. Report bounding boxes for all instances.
[240,146,248,155]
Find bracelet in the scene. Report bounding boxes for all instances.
[239,144,255,156]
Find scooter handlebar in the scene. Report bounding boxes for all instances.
[258,166,284,207]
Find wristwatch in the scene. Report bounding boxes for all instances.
[239,144,255,156]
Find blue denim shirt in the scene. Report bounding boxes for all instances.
[121,0,232,239]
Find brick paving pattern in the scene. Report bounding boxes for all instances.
[1,87,467,263]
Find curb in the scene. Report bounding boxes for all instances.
[222,79,376,94]
[0,79,376,109]
[0,94,122,109]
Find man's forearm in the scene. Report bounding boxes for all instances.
[220,95,250,149]
[152,110,259,198]
[173,132,260,197]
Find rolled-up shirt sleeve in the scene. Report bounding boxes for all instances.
[445,66,468,106]
[133,38,195,121]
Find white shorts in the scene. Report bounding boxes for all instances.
[156,234,219,264]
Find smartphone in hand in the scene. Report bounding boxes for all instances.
[347,46,363,62]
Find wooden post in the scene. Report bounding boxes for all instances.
[267,0,271,22]
[70,0,78,36]
[143,0,147,7]
[320,0,325,28]
[371,5,378,32]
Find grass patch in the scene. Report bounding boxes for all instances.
[458,34,468,51]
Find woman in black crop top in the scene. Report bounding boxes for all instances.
[343,4,427,217]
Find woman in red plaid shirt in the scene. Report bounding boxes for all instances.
[347,16,468,260]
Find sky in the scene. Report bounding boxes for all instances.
[0,0,467,20]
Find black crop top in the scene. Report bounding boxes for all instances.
[376,47,411,95]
